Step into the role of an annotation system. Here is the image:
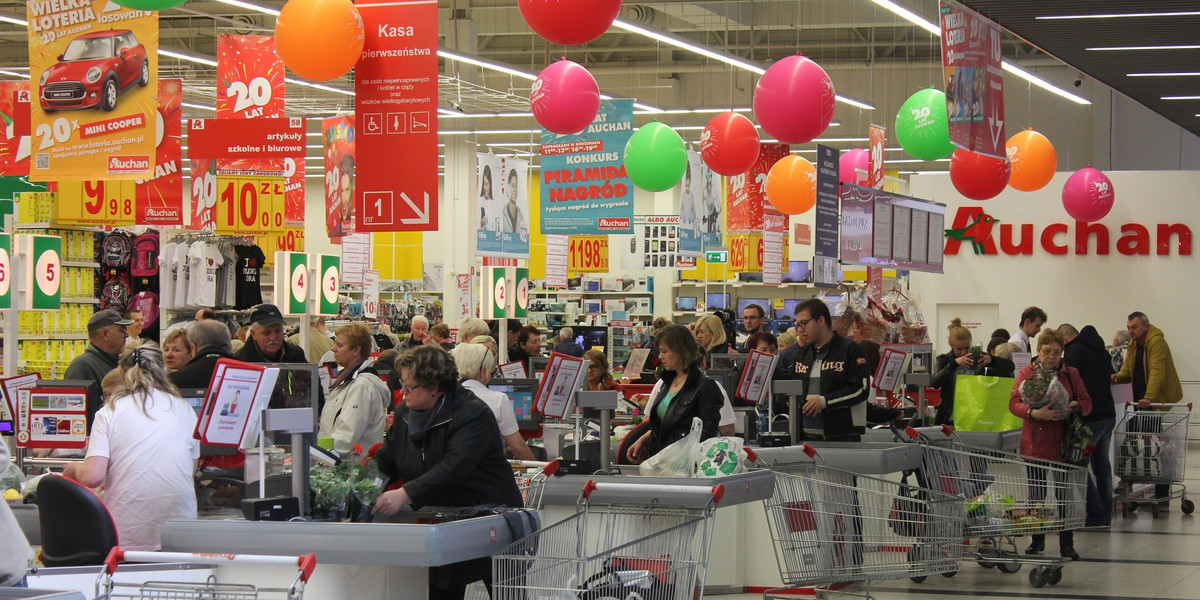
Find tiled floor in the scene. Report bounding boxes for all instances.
[712,442,1200,600]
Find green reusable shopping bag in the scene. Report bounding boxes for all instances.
[952,375,1022,432]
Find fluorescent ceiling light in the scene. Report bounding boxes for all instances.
[442,129,541,135]
[0,69,29,79]
[1128,72,1200,77]
[439,49,537,81]
[1163,95,1200,100]
[212,0,280,16]
[1087,45,1200,51]
[0,14,27,26]
[869,0,942,35]
[159,49,218,67]
[1037,11,1200,20]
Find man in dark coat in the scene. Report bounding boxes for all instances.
[233,304,307,364]
[170,319,235,390]
[1061,323,1116,527]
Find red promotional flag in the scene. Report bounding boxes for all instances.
[136,79,184,226]
[726,143,790,233]
[868,124,886,189]
[939,0,1006,158]
[354,0,439,232]
[284,155,305,227]
[322,116,355,241]
[216,34,286,120]
[0,82,30,176]
[189,157,216,231]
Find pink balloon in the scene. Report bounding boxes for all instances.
[531,59,600,135]
[839,148,869,185]
[752,55,836,144]
[1062,167,1115,222]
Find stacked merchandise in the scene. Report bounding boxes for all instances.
[160,236,267,312]
[99,229,162,342]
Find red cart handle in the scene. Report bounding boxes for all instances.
[104,547,317,582]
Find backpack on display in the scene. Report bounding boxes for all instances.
[130,231,160,277]
[128,291,159,326]
[101,231,134,271]
[100,274,132,312]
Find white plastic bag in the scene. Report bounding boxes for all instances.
[694,436,749,477]
[640,417,703,477]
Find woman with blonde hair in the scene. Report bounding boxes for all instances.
[692,314,728,369]
[930,317,992,425]
[62,341,198,550]
[162,328,193,372]
[321,322,388,454]
[452,343,534,460]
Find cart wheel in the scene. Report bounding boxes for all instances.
[1182,498,1194,514]
[1046,567,1063,586]
[977,561,998,569]
[998,562,1022,574]
[1153,503,1161,518]
[910,576,927,583]
[1029,567,1047,588]
[941,570,957,578]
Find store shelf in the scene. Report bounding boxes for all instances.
[16,222,99,232]
[19,333,89,340]
[62,298,100,304]
[62,261,100,268]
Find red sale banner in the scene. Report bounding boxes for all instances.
[216,34,285,120]
[322,116,355,241]
[189,157,216,231]
[354,0,439,232]
[868,124,885,189]
[284,155,304,227]
[188,117,306,159]
[0,82,31,176]
[135,78,183,225]
[940,0,1006,158]
[726,143,789,232]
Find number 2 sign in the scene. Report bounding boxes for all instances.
[17,234,61,311]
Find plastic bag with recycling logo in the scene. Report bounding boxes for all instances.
[694,436,748,477]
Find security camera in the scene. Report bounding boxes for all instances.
[1073,76,1083,88]
[449,100,465,113]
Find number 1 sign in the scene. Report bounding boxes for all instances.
[17,234,61,311]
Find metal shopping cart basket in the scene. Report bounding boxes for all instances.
[511,459,560,510]
[1114,402,1194,517]
[754,444,965,600]
[903,425,1086,588]
[491,480,723,600]
[94,548,316,600]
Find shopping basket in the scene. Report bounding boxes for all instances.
[512,459,560,510]
[755,444,965,599]
[491,480,723,600]
[1114,402,1194,517]
[95,548,316,600]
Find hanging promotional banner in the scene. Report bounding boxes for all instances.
[135,78,183,226]
[363,269,380,319]
[216,34,285,120]
[700,164,722,249]
[477,153,531,258]
[814,145,840,286]
[187,117,306,159]
[56,179,136,226]
[939,0,1006,158]
[485,266,508,319]
[355,0,438,232]
[763,211,786,285]
[544,234,569,288]
[868,124,886,189]
[678,152,703,257]
[26,3,158,180]
[726,143,790,233]
[455,272,472,321]
[514,267,530,318]
[569,236,609,273]
[189,158,216,231]
[0,82,31,176]
[539,99,634,234]
[322,116,355,241]
[283,154,304,228]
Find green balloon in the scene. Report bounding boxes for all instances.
[624,122,688,192]
[110,0,187,9]
[895,88,956,161]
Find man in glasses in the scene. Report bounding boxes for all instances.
[736,303,767,352]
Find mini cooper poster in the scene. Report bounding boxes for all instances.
[26,0,158,181]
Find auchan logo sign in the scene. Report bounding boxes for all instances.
[944,206,1192,256]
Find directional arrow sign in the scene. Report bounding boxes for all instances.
[399,191,431,225]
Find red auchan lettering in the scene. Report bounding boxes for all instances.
[944,206,1192,257]
[598,217,630,230]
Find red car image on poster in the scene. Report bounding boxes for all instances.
[39,29,148,112]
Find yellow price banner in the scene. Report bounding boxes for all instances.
[728,233,764,273]
[256,227,305,267]
[215,176,284,235]
[569,236,609,273]
[56,180,136,226]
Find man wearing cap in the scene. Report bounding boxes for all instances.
[170,319,236,390]
[64,309,132,386]
[233,304,308,364]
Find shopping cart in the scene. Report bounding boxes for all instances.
[1114,402,1194,517]
[512,459,560,509]
[491,479,723,600]
[903,425,1086,588]
[95,548,316,600]
[754,444,965,599]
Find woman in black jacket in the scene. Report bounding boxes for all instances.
[931,318,994,425]
[627,325,725,462]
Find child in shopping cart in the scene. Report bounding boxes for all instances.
[1009,329,1091,561]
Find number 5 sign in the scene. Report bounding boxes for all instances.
[17,234,61,311]
[316,254,341,317]
[274,251,309,316]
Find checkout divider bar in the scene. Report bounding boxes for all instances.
[582,480,725,505]
[104,548,318,582]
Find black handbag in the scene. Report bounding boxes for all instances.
[1060,410,1094,465]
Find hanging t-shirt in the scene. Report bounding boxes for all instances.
[172,242,191,308]
[222,243,239,307]
[186,241,224,308]
[160,242,177,310]
[235,244,267,309]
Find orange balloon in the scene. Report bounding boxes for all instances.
[275,0,365,81]
[1006,128,1057,192]
[764,155,816,215]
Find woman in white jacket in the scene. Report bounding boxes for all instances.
[319,322,388,455]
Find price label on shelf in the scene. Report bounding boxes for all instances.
[568,236,609,273]
[215,176,284,235]
[256,228,305,267]
[56,180,137,225]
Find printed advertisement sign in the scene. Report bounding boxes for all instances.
[940,0,1006,158]
[814,145,840,259]
[840,183,945,273]
[322,116,355,241]
[273,251,308,315]
[15,387,88,449]
[678,152,703,257]
[477,153,530,258]
[618,215,695,271]
[0,82,31,175]
[700,163,723,249]
[539,99,634,234]
[355,0,439,232]
[763,211,786,285]
[135,78,183,226]
[187,117,306,160]
[26,2,158,180]
[216,34,285,120]
[726,143,790,232]
[189,158,216,231]
[455,272,472,321]
[868,124,885,189]
[544,235,569,288]
[569,236,609,273]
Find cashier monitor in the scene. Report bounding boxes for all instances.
[487,378,542,437]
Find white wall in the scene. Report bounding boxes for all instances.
[908,170,1200,384]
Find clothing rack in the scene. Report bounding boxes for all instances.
[168,231,256,245]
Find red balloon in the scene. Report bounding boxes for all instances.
[949,148,1011,201]
[700,112,760,176]
[518,0,622,45]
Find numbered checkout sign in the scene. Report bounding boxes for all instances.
[17,234,61,311]
[0,234,11,309]
[514,267,530,318]
[273,251,309,316]
[316,254,341,317]
[485,266,508,318]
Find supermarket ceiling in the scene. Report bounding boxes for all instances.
[1,0,1197,172]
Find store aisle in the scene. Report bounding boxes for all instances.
[712,441,1200,600]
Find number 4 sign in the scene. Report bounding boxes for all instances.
[16,234,61,311]
[273,251,309,316]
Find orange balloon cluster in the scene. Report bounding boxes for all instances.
[275,0,365,81]
[1006,129,1057,192]
[764,155,817,215]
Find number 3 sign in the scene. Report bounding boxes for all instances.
[316,254,341,317]
[17,234,61,311]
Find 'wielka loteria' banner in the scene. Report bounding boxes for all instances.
[26,1,158,180]
[939,0,1006,158]
[0,82,31,176]
[135,78,183,225]
[354,0,439,232]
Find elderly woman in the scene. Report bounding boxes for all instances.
[693,314,729,368]
[626,325,727,463]
[62,341,198,550]
[162,328,193,372]
[453,343,534,460]
[584,349,620,391]
[319,322,388,455]
[456,318,490,345]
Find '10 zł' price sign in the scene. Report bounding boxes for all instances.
[56,180,137,226]
[568,236,608,273]
[215,176,285,235]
